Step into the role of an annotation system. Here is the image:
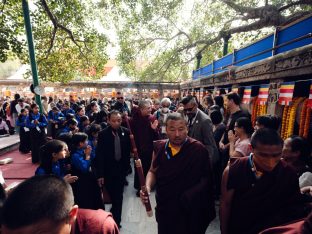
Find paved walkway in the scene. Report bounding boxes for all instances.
[119,166,220,234]
[0,134,20,156]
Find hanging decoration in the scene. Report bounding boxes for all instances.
[251,98,267,127]
[257,84,270,105]
[232,87,238,93]
[242,86,251,104]
[281,97,305,139]
[299,99,308,137]
[278,82,295,106]
[303,108,311,139]
[307,82,312,108]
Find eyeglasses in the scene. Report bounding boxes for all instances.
[117,97,124,100]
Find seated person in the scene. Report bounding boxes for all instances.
[0,117,9,135]
[2,175,119,234]
[220,128,308,234]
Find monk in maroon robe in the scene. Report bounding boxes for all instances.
[259,210,312,234]
[71,209,119,234]
[141,112,215,234]
[130,100,159,194]
[220,128,308,234]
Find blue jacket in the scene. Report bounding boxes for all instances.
[26,113,48,129]
[88,137,96,161]
[16,115,27,127]
[71,149,91,174]
[62,108,75,117]
[48,111,64,124]
[35,161,64,177]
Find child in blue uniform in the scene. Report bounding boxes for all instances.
[26,104,48,163]
[16,108,31,154]
[87,124,101,161]
[48,107,65,138]
[71,133,104,210]
[35,139,77,184]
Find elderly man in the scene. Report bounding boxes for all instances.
[141,112,215,234]
[181,95,218,165]
[154,97,172,139]
[130,100,159,196]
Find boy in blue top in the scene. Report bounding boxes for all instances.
[62,101,75,116]
[16,108,31,153]
[26,104,48,163]
[48,106,65,138]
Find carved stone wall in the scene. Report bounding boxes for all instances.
[183,44,312,90]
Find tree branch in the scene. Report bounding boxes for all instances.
[40,0,88,61]
[45,27,57,58]
[278,0,312,12]
[167,18,192,43]
[220,0,254,15]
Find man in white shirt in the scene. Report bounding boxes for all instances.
[15,99,29,115]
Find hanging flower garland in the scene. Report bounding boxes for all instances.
[280,97,304,140]
[299,99,308,137]
[303,107,311,139]
[251,97,258,126]
[281,105,289,139]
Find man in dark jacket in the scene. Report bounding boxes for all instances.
[95,110,131,228]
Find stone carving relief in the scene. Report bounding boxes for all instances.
[235,62,272,79]
[275,50,312,71]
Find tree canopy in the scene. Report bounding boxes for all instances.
[0,0,108,83]
[1,0,311,83]
[101,0,312,82]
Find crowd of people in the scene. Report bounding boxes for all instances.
[0,90,312,234]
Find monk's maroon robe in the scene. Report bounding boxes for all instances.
[153,138,216,234]
[71,209,119,234]
[227,156,307,234]
[259,210,312,234]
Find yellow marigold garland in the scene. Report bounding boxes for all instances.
[303,108,311,139]
[299,99,308,137]
[281,98,304,140]
[281,105,289,139]
[251,97,258,127]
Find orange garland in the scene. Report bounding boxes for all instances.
[281,105,289,139]
[280,97,305,140]
[251,97,258,126]
[303,108,311,139]
[299,99,308,137]
[251,96,267,127]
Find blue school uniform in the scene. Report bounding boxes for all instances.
[71,148,103,209]
[35,161,64,177]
